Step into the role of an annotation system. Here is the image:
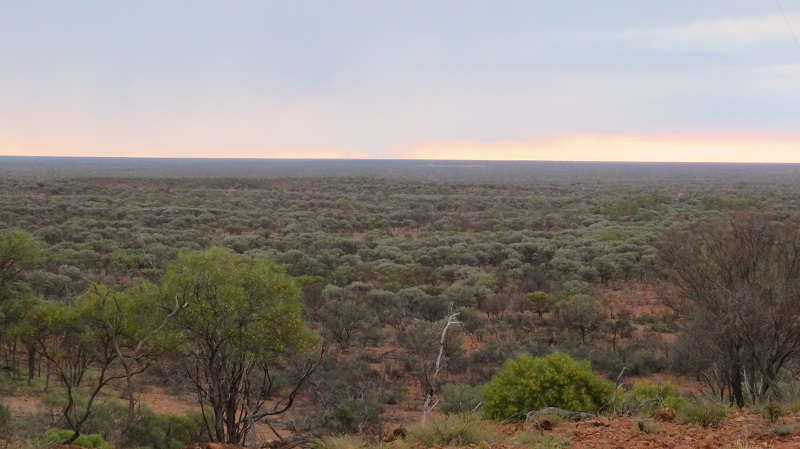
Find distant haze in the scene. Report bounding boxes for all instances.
[1,1,799,162]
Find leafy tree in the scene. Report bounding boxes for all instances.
[555,295,603,345]
[526,291,556,319]
[164,247,315,445]
[318,298,381,352]
[0,229,40,299]
[0,229,41,379]
[18,283,180,445]
[482,352,613,420]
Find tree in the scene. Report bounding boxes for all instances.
[164,247,316,445]
[659,213,800,407]
[318,298,381,352]
[0,230,40,384]
[18,283,180,445]
[526,291,556,319]
[397,313,464,424]
[0,229,40,300]
[555,294,603,346]
[82,283,185,427]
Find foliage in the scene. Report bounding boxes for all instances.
[122,406,203,449]
[526,291,556,319]
[772,424,799,436]
[71,399,202,449]
[0,402,10,426]
[758,401,784,424]
[554,295,603,345]
[397,318,464,395]
[165,247,315,444]
[482,352,614,420]
[319,297,381,352]
[679,400,728,428]
[625,382,684,415]
[441,383,484,414]
[0,229,40,299]
[15,281,179,443]
[40,428,112,449]
[406,413,499,447]
[330,398,386,434]
[3,161,797,442]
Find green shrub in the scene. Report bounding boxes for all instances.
[626,350,665,376]
[679,400,728,428]
[40,428,112,449]
[122,406,202,449]
[758,401,783,423]
[406,413,498,447]
[626,381,684,415]
[772,424,798,436]
[329,398,385,434]
[82,399,127,439]
[441,383,484,414]
[0,402,11,426]
[481,352,614,420]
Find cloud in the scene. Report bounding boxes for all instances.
[618,14,800,49]
[755,63,800,75]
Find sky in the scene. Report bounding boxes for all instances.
[1,1,800,162]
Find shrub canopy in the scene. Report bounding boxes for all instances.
[482,352,613,420]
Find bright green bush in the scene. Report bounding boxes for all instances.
[626,381,684,415]
[481,352,614,420]
[40,428,112,449]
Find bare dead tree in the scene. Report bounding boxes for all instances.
[421,309,461,425]
[659,213,800,407]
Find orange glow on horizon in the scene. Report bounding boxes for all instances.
[395,134,800,163]
[3,133,800,163]
[0,145,372,160]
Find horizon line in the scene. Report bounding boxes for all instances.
[3,154,800,165]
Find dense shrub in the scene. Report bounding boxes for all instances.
[679,400,728,428]
[122,407,203,449]
[0,402,10,426]
[40,429,112,449]
[329,398,386,434]
[759,401,784,423]
[441,383,484,414]
[407,413,498,447]
[482,352,614,420]
[625,382,684,415]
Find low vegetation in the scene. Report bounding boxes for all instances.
[1,159,800,447]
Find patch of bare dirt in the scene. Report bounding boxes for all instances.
[137,386,198,416]
[525,410,800,449]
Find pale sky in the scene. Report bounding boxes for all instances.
[1,1,799,162]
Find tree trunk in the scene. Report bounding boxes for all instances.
[731,368,745,408]
[27,344,35,386]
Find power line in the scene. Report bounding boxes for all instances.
[776,0,800,57]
